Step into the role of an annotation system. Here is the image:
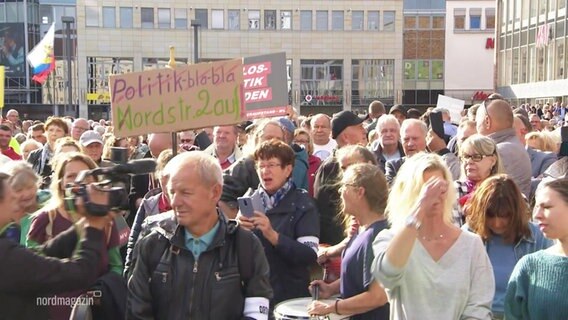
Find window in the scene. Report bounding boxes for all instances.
[264,10,276,30]
[332,11,344,30]
[212,10,224,29]
[301,11,312,31]
[432,16,444,29]
[486,8,495,29]
[281,10,292,30]
[158,8,170,29]
[141,8,154,29]
[6,3,23,22]
[174,8,187,29]
[352,59,395,107]
[432,60,444,79]
[417,60,430,79]
[383,11,395,31]
[301,60,344,106]
[120,7,133,28]
[558,41,565,79]
[352,11,363,30]
[87,57,134,104]
[418,16,430,29]
[454,8,465,30]
[228,10,240,30]
[195,9,208,29]
[368,11,379,30]
[102,7,115,28]
[248,10,260,29]
[86,6,99,27]
[0,4,5,23]
[316,11,328,31]
[470,8,481,30]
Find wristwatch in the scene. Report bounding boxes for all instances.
[405,214,422,230]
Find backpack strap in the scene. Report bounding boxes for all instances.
[235,226,254,287]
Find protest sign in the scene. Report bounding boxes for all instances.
[437,94,465,124]
[110,58,244,137]
[243,52,288,119]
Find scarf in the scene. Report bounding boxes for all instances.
[258,178,294,211]
[158,192,171,213]
[458,179,478,207]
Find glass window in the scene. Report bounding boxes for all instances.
[174,8,187,29]
[248,10,260,30]
[300,10,312,31]
[405,16,417,29]
[417,60,430,79]
[316,11,328,31]
[228,10,240,30]
[264,10,276,30]
[522,0,529,24]
[560,0,566,10]
[351,59,395,107]
[6,3,21,22]
[529,45,536,82]
[281,10,292,30]
[418,16,430,29]
[158,8,170,29]
[86,6,99,27]
[120,7,133,28]
[195,9,208,29]
[539,0,547,15]
[486,8,495,29]
[368,11,379,30]
[530,0,537,18]
[332,11,344,30]
[383,11,395,31]
[520,46,528,82]
[352,11,363,30]
[404,60,416,79]
[470,15,481,29]
[432,61,444,79]
[141,8,154,29]
[300,60,344,107]
[212,9,224,29]
[432,16,444,29]
[0,4,5,23]
[512,48,520,84]
[454,8,465,29]
[102,7,115,28]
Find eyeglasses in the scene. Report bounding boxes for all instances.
[256,163,282,170]
[461,154,492,162]
[180,139,194,143]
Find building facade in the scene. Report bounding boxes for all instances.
[445,0,496,104]
[496,0,568,105]
[72,0,403,118]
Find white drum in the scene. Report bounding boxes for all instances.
[273,297,349,320]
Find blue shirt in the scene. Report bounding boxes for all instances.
[184,221,220,259]
[341,219,390,320]
[486,234,517,316]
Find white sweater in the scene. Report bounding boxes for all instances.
[372,229,495,320]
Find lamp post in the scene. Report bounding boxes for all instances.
[61,16,74,117]
[191,20,200,64]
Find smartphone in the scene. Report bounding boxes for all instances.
[429,111,445,139]
[194,130,212,150]
[237,197,255,218]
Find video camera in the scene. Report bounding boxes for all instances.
[64,148,156,216]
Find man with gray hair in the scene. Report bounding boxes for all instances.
[127,151,272,319]
[370,114,404,172]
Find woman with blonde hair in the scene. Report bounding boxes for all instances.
[372,152,494,319]
[293,128,321,197]
[308,163,389,319]
[26,152,123,319]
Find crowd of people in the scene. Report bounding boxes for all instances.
[0,97,566,320]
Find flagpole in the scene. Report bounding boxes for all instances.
[23,0,31,104]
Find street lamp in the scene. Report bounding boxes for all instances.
[61,16,75,117]
[191,20,200,64]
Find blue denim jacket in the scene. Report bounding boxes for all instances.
[463,222,553,260]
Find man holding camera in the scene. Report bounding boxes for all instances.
[0,172,116,319]
[127,152,272,319]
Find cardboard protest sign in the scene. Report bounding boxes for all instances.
[437,94,465,124]
[243,52,288,119]
[110,58,245,137]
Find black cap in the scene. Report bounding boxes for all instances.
[331,111,365,139]
[237,121,253,131]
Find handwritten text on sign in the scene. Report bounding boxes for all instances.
[110,58,244,137]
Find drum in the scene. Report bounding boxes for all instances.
[273,297,349,320]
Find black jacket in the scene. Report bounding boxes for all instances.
[126,212,273,320]
[313,154,345,245]
[246,187,319,305]
[371,142,405,173]
[385,157,407,186]
[0,226,104,320]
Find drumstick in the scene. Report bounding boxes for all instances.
[312,284,320,301]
